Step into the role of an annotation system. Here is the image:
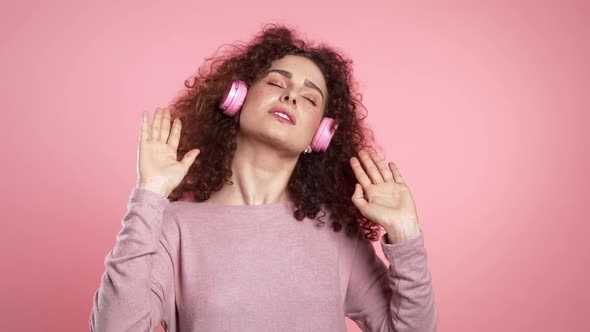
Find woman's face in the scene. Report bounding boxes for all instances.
[237,54,328,156]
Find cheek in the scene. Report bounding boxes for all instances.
[244,91,280,116]
[302,113,324,136]
[239,88,281,125]
[248,85,277,102]
[241,88,272,113]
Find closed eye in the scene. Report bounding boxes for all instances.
[305,97,317,106]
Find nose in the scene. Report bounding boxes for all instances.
[280,93,297,107]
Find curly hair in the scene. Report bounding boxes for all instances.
[166,22,384,241]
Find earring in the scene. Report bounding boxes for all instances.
[303,146,311,154]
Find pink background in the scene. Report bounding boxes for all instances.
[1,0,588,331]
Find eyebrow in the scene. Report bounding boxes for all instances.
[265,68,325,102]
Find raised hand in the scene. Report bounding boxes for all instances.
[350,149,422,244]
[136,107,201,198]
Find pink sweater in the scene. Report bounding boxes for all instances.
[89,187,437,331]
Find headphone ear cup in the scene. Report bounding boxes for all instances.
[219,80,248,116]
[310,117,339,152]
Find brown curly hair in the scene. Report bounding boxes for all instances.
[166,22,384,241]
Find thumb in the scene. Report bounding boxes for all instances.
[181,149,200,167]
[351,183,368,209]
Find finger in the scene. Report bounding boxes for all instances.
[151,108,162,141]
[140,111,149,142]
[388,162,405,184]
[181,149,201,168]
[168,118,181,150]
[351,183,368,208]
[370,151,394,182]
[350,156,372,187]
[160,108,171,143]
[358,149,384,183]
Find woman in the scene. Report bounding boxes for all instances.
[90,23,437,331]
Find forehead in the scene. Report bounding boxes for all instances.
[267,55,327,91]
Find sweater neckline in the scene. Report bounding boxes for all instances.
[195,200,295,210]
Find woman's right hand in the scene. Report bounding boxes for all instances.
[136,107,201,198]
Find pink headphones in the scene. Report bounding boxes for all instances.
[219,79,338,153]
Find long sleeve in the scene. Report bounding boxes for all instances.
[343,230,438,332]
[89,187,178,332]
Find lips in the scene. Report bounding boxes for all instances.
[269,107,296,125]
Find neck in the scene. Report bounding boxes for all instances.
[205,134,299,205]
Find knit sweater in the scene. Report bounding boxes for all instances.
[89,187,437,331]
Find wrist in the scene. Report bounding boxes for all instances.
[137,182,169,198]
[384,220,422,244]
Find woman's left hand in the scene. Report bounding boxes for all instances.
[350,149,422,244]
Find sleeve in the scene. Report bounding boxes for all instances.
[89,187,178,332]
[343,230,438,332]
